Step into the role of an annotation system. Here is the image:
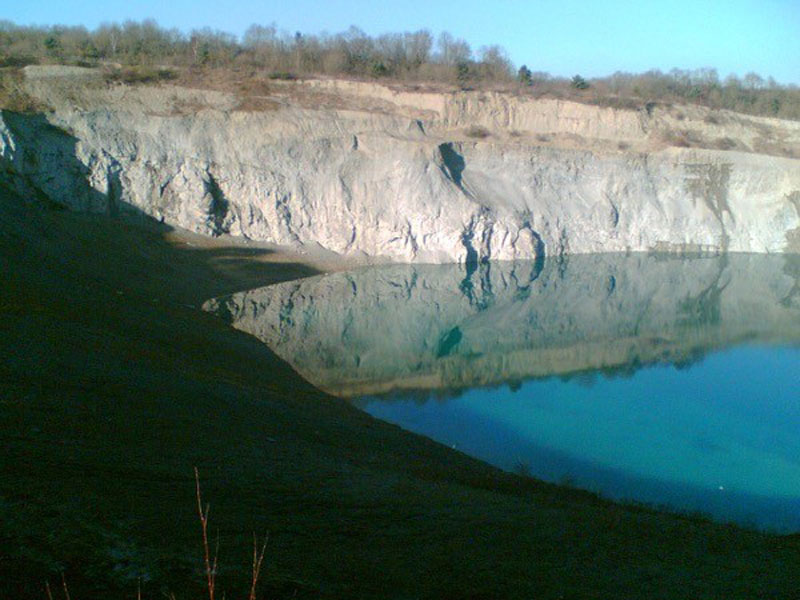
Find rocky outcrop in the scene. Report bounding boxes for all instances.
[2,67,800,262]
[203,254,800,397]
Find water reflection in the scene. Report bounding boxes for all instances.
[204,254,800,531]
[204,254,800,397]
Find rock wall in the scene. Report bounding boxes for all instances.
[2,68,799,262]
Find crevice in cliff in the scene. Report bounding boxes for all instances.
[609,199,620,228]
[476,263,495,310]
[275,193,301,244]
[779,254,800,308]
[607,275,617,296]
[786,192,800,254]
[677,254,730,328]
[203,170,229,236]
[279,296,296,328]
[557,226,570,278]
[461,217,479,273]
[158,173,174,197]
[459,229,495,311]
[479,219,493,266]
[438,142,465,189]
[405,219,419,256]
[105,157,123,217]
[435,326,463,358]
[519,215,546,273]
[684,163,734,251]
[210,298,235,326]
[510,254,545,301]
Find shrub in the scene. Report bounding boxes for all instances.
[0,55,38,68]
[465,125,491,139]
[268,71,296,80]
[518,65,533,86]
[715,137,737,150]
[571,74,589,90]
[107,66,177,84]
[660,130,692,147]
[371,61,389,77]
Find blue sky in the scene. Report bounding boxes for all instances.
[3,0,799,83]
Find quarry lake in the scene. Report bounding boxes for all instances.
[204,253,800,532]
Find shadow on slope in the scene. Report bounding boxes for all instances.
[1,119,799,599]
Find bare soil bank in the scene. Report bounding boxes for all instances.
[1,200,799,599]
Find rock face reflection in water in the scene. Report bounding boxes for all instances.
[204,254,800,530]
[204,254,799,396]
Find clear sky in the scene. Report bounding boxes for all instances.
[3,0,799,84]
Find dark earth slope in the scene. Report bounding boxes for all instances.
[1,197,799,599]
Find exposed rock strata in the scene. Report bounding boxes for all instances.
[2,67,800,261]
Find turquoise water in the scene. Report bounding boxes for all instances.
[205,254,800,531]
[358,343,800,531]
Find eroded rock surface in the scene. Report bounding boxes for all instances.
[2,68,800,261]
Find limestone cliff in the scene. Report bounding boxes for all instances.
[2,66,799,262]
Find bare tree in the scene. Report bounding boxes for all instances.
[436,31,471,65]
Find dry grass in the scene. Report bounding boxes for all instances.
[0,69,49,112]
[233,96,281,112]
[586,94,642,111]
[167,68,283,113]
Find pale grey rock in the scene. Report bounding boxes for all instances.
[2,72,799,261]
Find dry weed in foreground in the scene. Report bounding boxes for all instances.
[249,533,269,600]
[41,470,268,599]
[194,466,269,600]
[194,466,219,600]
[43,572,71,600]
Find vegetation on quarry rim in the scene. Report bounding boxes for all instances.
[0,18,799,120]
